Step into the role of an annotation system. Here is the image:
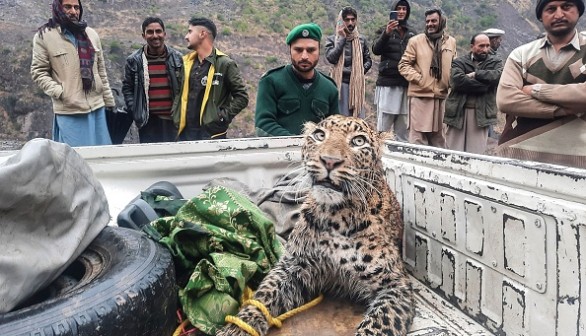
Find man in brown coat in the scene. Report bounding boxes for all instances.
[398,8,457,147]
[496,0,586,168]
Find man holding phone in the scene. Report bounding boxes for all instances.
[372,0,416,141]
[325,6,372,117]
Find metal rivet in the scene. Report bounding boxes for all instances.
[432,232,437,238]
[492,261,498,267]
[501,193,508,202]
[535,220,542,228]
[536,283,543,290]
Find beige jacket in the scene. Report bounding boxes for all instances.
[398,33,457,99]
[31,26,115,115]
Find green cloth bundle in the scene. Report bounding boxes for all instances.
[143,185,284,335]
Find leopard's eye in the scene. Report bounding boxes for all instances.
[351,135,367,147]
[312,129,326,142]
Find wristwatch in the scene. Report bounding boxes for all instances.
[531,84,542,97]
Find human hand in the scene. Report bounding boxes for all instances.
[336,22,347,37]
[219,108,229,123]
[466,72,475,78]
[385,20,399,34]
[521,85,532,96]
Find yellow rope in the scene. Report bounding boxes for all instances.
[224,288,324,336]
[172,319,191,336]
[276,294,323,321]
[225,315,260,336]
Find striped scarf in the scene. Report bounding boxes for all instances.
[330,11,365,117]
[38,0,95,92]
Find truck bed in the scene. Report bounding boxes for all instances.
[68,137,586,336]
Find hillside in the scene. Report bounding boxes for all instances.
[0,0,582,147]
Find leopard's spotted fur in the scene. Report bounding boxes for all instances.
[218,115,414,336]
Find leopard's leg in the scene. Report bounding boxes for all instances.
[217,253,319,336]
[355,277,414,336]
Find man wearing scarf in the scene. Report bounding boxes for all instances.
[399,8,456,147]
[31,0,115,147]
[325,6,372,118]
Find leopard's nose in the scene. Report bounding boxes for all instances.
[320,155,344,171]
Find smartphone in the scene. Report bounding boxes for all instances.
[389,11,398,21]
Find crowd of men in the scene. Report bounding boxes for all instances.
[31,0,586,168]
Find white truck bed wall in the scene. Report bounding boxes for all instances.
[383,142,586,336]
[73,138,305,223]
[4,138,583,335]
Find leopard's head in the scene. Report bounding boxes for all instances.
[301,115,391,206]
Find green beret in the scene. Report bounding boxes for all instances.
[286,23,322,45]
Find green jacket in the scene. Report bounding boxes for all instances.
[255,65,339,136]
[444,53,502,129]
[173,49,249,138]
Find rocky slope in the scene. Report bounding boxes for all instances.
[0,0,583,149]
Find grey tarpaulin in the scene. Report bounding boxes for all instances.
[0,139,110,313]
[203,171,307,241]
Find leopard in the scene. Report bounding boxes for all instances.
[217,115,414,336]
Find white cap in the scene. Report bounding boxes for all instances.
[482,28,505,37]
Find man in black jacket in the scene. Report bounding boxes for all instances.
[372,0,416,141]
[444,33,502,154]
[325,6,372,118]
[122,17,183,143]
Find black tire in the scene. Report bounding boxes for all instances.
[0,226,177,336]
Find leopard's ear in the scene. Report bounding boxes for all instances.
[302,121,317,136]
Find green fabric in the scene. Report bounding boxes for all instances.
[255,65,339,136]
[286,22,322,45]
[143,185,284,335]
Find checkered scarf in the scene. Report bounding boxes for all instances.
[38,0,95,92]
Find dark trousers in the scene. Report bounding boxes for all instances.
[178,124,227,141]
[138,116,177,143]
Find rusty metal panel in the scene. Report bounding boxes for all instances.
[440,248,456,298]
[503,214,526,278]
[384,142,586,336]
[502,281,526,335]
[415,184,428,230]
[465,200,484,256]
[440,192,457,244]
[465,261,483,317]
[577,223,586,335]
[556,219,581,336]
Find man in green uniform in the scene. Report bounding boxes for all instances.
[255,23,339,136]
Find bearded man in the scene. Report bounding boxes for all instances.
[255,23,339,136]
[444,33,503,154]
[31,0,115,146]
[325,6,372,118]
[398,8,457,148]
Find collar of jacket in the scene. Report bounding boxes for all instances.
[184,48,227,67]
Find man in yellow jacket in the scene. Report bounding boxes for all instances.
[173,17,249,141]
[31,0,115,146]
